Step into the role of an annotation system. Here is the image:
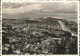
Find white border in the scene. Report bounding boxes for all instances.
[78,1,79,56]
[1,0,2,55]
[2,0,79,2]
[1,1,79,56]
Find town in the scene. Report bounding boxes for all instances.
[2,17,77,54]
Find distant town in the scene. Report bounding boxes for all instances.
[2,17,77,54]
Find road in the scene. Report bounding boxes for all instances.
[58,20,77,36]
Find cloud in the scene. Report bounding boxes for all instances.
[2,2,77,14]
[2,2,77,19]
[40,2,77,13]
[2,2,33,9]
[3,3,42,13]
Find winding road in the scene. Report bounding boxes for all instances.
[58,20,77,36]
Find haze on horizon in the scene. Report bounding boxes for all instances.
[2,2,77,22]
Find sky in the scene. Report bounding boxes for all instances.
[2,2,77,20]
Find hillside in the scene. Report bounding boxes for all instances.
[2,17,77,54]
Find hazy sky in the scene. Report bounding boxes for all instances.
[2,2,77,19]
